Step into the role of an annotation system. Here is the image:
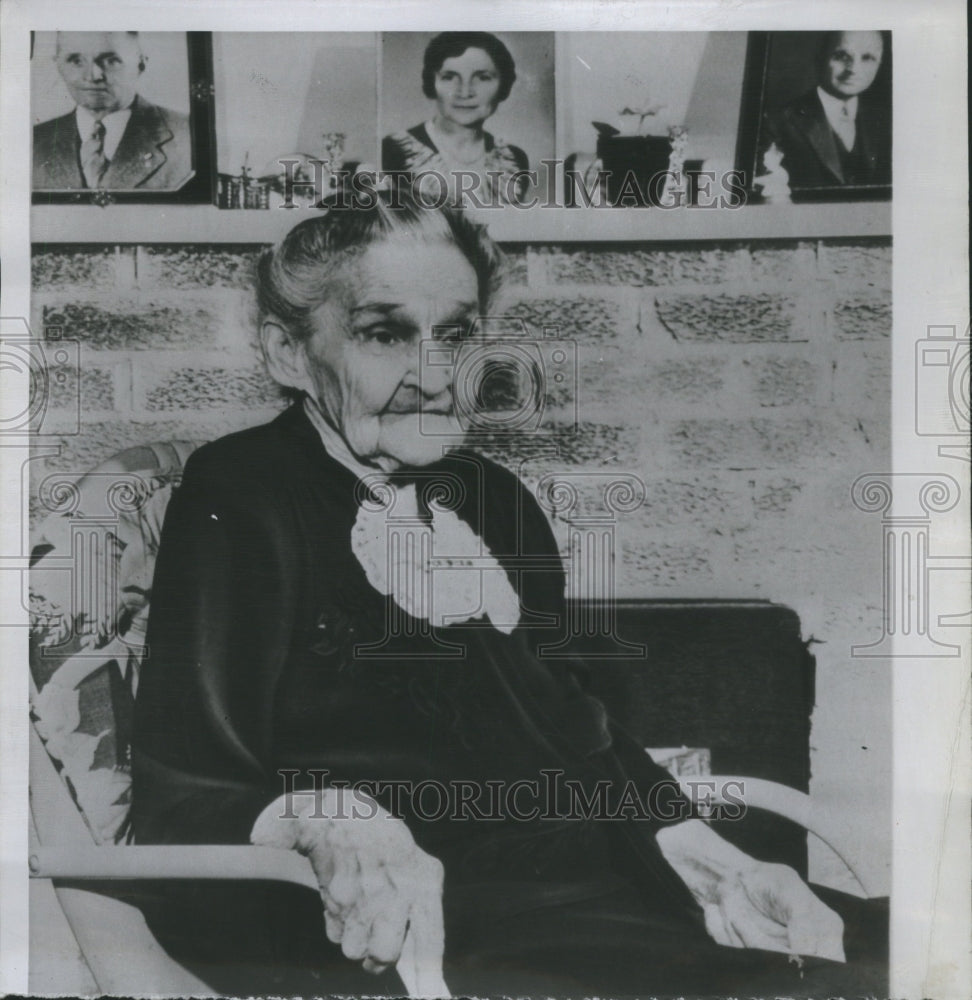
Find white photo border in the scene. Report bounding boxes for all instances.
[1,2,968,999]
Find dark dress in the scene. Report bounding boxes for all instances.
[131,403,886,998]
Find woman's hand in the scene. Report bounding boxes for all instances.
[656,819,845,963]
[251,789,448,996]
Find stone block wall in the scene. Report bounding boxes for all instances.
[30,234,892,893]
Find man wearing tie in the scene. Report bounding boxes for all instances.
[761,31,891,192]
[33,32,193,192]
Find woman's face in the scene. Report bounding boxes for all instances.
[433,47,503,128]
[298,233,480,470]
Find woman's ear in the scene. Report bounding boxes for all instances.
[260,318,312,394]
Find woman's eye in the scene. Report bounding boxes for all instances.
[360,327,408,346]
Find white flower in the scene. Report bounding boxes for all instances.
[351,485,520,635]
[32,680,82,745]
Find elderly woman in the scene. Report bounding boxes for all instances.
[382,32,529,206]
[132,192,881,998]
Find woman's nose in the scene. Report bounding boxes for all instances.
[417,352,455,398]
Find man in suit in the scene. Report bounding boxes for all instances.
[33,31,193,191]
[762,31,890,192]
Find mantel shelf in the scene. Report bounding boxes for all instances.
[31,202,891,246]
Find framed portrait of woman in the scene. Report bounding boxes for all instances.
[31,31,215,205]
[379,31,555,207]
[736,30,892,204]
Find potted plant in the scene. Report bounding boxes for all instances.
[593,98,686,207]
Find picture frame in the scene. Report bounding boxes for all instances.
[736,30,892,204]
[31,31,215,206]
[379,31,556,208]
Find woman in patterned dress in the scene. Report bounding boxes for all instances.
[382,32,530,207]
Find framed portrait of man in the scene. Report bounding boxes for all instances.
[737,31,892,203]
[31,31,214,203]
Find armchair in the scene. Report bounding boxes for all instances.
[27,440,871,996]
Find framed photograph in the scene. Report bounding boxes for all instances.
[2,4,969,1000]
[737,30,892,203]
[31,31,215,204]
[379,31,556,206]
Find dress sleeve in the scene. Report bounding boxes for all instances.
[131,452,300,845]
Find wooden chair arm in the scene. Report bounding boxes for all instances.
[694,775,874,897]
[29,844,450,998]
[29,843,319,890]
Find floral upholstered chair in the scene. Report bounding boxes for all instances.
[29,440,200,844]
[27,439,449,998]
[26,439,870,996]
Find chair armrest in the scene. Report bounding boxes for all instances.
[29,843,319,891]
[689,775,874,897]
[29,844,450,998]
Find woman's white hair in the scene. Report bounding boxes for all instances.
[256,188,505,344]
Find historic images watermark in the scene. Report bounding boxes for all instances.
[1,313,173,658]
[850,473,963,657]
[273,768,748,824]
[273,160,748,211]
[1,316,81,631]
[915,324,971,463]
[850,323,971,657]
[0,316,80,438]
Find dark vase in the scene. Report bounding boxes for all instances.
[595,134,673,207]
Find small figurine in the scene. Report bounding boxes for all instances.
[321,132,346,193]
[756,142,792,204]
[663,125,689,207]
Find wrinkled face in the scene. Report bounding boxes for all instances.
[54,32,144,114]
[433,47,502,128]
[820,31,884,99]
[298,234,479,470]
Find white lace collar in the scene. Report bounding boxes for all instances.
[303,398,521,635]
